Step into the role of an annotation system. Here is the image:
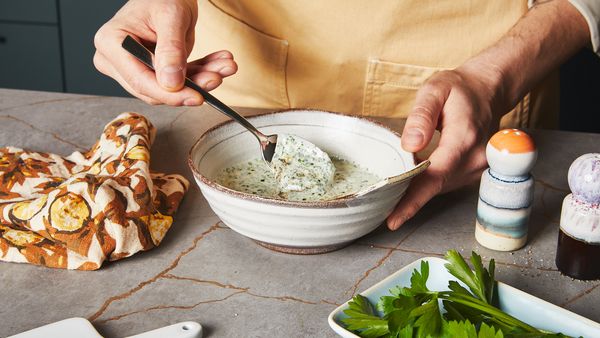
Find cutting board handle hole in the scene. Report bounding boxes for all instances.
[182,325,190,330]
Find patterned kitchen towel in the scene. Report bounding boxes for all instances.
[0,113,189,270]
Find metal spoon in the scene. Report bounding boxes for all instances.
[121,35,278,163]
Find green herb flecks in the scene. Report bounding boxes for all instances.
[215,157,379,202]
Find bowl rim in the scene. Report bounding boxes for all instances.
[187,108,417,208]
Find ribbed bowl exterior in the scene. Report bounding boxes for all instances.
[194,176,410,248]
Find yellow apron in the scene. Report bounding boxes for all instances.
[189,0,558,129]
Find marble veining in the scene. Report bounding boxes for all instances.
[0,90,599,337]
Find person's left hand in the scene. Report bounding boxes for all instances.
[386,62,506,230]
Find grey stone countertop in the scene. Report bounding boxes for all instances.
[0,88,598,337]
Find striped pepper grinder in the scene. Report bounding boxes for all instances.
[475,129,537,251]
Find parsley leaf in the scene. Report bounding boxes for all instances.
[441,320,505,338]
[444,250,491,304]
[342,294,389,337]
[478,322,504,338]
[397,324,415,338]
[410,294,443,338]
[441,320,478,338]
[407,260,430,295]
[379,294,419,335]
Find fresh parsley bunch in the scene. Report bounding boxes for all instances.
[341,250,576,338]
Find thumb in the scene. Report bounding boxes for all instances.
[402,82,449,153]
[153,5,192,91]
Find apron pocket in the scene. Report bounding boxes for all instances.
[192,0,290,109]
[362,60,447,117]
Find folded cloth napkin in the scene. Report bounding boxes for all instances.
[0,113,189,270]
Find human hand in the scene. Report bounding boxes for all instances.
[386,62,505,230]
[385,0,591,231]
[93,0,237,106]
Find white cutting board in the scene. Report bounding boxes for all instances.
[9,317,202,338]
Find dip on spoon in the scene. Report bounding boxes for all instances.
[271,134,336,195]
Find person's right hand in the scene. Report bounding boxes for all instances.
[93,0,237,106]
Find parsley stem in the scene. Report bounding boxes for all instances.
[441,293,538,333]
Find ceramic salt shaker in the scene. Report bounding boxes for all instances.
[556,153,600,280]
[475,129,537,251]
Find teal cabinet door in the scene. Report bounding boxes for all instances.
[0,0,57,24]
[0,23,63,92]
[60,0,128,96]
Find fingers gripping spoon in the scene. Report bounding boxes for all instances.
[121,35,278,163]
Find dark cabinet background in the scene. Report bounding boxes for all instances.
[0,0,128,96]
[0,1,598,132]
[560,49,600,133]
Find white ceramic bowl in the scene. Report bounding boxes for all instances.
[188,110,427,254]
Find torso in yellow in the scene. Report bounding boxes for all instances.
[190,0,558,129]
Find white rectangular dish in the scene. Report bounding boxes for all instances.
[328,257,600,337]
[9,318,202,338]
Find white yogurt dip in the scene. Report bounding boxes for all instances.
[216,157,379,202]
[270,134,336,195]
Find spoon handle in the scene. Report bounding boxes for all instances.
[121,35,267,142]
[182,78,264,138]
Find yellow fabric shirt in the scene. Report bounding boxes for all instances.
[189,0,558,129]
